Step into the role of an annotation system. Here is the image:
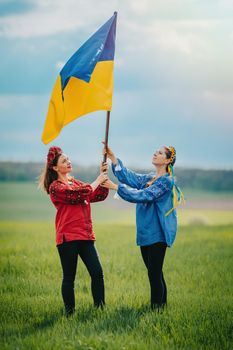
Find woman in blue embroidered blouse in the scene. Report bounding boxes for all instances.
[101,144,183,311]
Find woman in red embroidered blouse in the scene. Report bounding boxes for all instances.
[39,146,109,316]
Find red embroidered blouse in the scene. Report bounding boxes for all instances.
[49,179,109,245]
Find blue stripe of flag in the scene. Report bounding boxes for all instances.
[60,12,117,91]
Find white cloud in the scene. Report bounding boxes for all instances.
[0,0,231,80]
[0,6,83,38]
[0,0,117,38]
[120,18,227,59]
[144,22,207,56]
[128,0,151,15]
[0,0,231,40]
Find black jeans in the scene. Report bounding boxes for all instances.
[57,240,104,314]
[140,242,167,309]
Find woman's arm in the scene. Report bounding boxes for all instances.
[49,181,93,205]
[90,161,109,202]
[102,142,152,189]
[90,172,108,191]
[112,159,152,189]
[90,186,109,202]
[101,178,171,204]
[50,172,108,205]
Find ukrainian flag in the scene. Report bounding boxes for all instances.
[42,12,117,144]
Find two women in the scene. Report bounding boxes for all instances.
[40,144,182,315]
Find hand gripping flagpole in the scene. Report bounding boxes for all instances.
[103,110,110,164]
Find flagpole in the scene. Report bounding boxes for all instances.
[103,110,110,163]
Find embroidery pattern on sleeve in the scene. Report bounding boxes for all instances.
[148,179,170,199]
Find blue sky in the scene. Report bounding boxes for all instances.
[0,0,232,169]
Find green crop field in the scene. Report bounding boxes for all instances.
[0,182,233,349]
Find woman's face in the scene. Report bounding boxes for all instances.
[53,154,72,174]
[152,146,170,167]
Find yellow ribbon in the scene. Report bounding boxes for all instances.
[165,164,185,217]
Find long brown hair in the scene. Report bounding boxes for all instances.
[38,153,62,194]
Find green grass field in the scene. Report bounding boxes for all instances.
[0,182,233,349]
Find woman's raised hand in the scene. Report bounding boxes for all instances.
[100,162,108,173]
[101,179,118,191]
[96,172,108,185]
[90,172,108,191]
[102,141,117,164]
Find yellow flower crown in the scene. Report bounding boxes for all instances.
[169,146,176,164]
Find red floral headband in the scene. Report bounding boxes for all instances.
[47,146,63,169]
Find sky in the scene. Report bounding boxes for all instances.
[0,0,233,169]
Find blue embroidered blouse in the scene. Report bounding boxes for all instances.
[112,159,178,247]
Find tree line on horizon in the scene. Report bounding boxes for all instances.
[0,161,232,192]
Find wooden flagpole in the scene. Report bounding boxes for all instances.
[103,110,110,163]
